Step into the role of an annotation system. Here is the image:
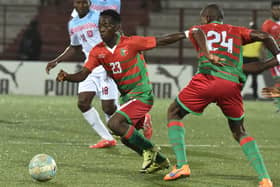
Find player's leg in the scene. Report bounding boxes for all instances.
[163,101,191,180]
[108,99,168,171]
[78,75,116,148]
[218,78,272,186]
[228,119,272,187]
[164,74,212,181]
[273,81,280,112]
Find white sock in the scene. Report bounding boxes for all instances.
[83,108,114,141]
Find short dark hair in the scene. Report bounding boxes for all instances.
[271,1,280,7]
[100,9,121,24]
[201,4,224,21]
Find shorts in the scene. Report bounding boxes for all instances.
[117,98,152,129]
[177,73,244,120]
[78,71,119,100]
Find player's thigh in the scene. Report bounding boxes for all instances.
[117,99,152,129]
[177,74,213,115]
[216,81,244,120]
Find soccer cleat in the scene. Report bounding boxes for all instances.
[143,113,153,139]
[141,147,159,170]
[142,158,170,174]
[164,164,191,181]
[89,139,117,148]
[259,178,273,187]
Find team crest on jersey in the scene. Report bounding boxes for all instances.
[98,54,106,59]
[120,48,128,56]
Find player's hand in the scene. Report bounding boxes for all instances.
[56,70,68,81]
[261,87,280,98]
[46,60,58,74]
[206,54,226,67]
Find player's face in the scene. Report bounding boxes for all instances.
[272,5,280,21]
[74,0,90,17]
[99,16,119,43]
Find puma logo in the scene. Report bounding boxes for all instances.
[0,61,23,88]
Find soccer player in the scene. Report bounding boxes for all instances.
[55,9,219,172]
[163,4,279,187]
[45,0,122,148]
[262,1,280,112]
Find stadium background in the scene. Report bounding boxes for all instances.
[0,0,274,99]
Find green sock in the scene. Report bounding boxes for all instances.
[275,98,280,110]
[123,126,154,151]
[167,120,188,168]
[240,136,270,181]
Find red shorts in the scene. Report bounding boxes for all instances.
[177,74,244,120]
[117,99,152,129]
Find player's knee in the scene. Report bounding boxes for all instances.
[77,100,91,112]
[102,105,116,116]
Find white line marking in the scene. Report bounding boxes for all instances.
[3,141,279,148]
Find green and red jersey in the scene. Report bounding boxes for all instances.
[262,18,280,78]
[189,21,253,83]
[84,34,156,104]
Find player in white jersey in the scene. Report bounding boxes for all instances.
[46,0,120,148]
[71,0,120,17]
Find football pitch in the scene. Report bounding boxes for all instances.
[0,95,279,187]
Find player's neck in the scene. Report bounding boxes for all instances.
[105,34,120,48]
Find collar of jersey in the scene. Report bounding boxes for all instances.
[210,21,223,24]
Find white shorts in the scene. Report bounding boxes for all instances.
[78,71,119,100]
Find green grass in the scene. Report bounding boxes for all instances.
[0,95,279,187]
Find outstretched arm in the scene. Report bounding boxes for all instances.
[243,57,280,74]
[250,31,280,56]
[262,87,280,98]
[56,67,91,82]
[46,45,82,74]
[156,32,186,46]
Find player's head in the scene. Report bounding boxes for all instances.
[99,9,121,43]
[200,4,224,24]
[271,1,280,21]
[73,0,91,17]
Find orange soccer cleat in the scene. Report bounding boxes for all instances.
[89,139,117,148]
[259,178,273,187]
[143,113,153,139]
[164,164,191,181]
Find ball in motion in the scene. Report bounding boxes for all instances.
[28,154,57,182]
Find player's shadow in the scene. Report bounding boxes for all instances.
[0,120,22,125]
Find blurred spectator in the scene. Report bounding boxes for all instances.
[242,21,262,99]
[18,20,42,60]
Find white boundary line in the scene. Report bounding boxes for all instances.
[3,141,280,148]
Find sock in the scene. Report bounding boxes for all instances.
[104,113,111,123]
[83,108,114,141]
[167,120,188,168]
[123,126,154,150]
[240,135,270,181]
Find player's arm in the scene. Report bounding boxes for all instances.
[155,32,186,46]
[189,28,225,66]
[46,45,82,74]
[243,57,280,74]
[250,30,280,56]
[56,67,91,82]
[262,87,280,98]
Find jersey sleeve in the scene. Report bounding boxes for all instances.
[238,26,253,45]
[261,20,270,33]
[129,36,157,51]
[187,25,201,51]
[84,48,100,71]
[68,21,81,46]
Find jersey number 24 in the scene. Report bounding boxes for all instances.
[207,31,233,53]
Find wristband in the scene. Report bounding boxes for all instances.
[184,30,189,39]
[277,53,280,65]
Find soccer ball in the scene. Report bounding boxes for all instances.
[28,154,57,182]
